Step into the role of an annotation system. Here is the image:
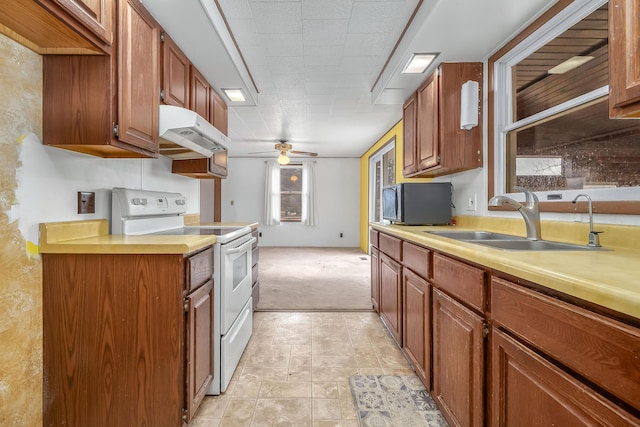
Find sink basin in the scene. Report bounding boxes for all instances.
[425,230,609,251]
[426,230,525,241]
[468,239,606,251]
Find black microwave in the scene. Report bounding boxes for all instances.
[382,182,452,225]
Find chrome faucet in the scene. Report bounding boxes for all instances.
[489,186,541,240]
[571,194,602,247]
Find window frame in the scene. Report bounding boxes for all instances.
[368,138,396,224]
[487,0,640,214]
[279,163,303,223]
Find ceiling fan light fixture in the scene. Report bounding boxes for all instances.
[277,151,290,165]
[402,53,439,74]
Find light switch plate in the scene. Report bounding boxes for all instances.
[78,191,96,214]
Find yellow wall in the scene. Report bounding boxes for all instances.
[359,120,431,251]
[0,35,43,425]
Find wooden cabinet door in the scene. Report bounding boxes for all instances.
[190,66,211,120]
[370,247,380,313]
[402,267,431,388]
[491,329,639,426]
[161,32,190,108]
[609,0,640,118]
[186,280,214,422]
[379,252,402,345]
[210,88,228,135]
[432,288,484,427]
[50,0,113,44]
[416,72,440,171]
[402,93,418,176]
[117,0,159,153]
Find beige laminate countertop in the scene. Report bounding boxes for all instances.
[371,223,640,320]
[39,220,259,255]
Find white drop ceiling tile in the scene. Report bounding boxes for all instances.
[305,82,341,95]
[238,45,269,66]
[304,45,344,66]
[338,55,379,74]
[262,34,304,56]
[308,104,333,114]
[267,56,305,74]
[303,19,349,46]
[273,73,306,90]
[227,19,261,46]
[301,0,353,19]
[304,65,341,82]
[343,33,391,57]
[348,2,402,33]
[257,93,281,105]
[251,3,302,34]
[306,94,335,105]
[218,0,253,19]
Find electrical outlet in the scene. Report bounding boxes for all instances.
[466,194,477,211]
[78,191,95,214]
[340,232,343,238]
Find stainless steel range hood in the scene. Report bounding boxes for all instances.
[158,105,230,159]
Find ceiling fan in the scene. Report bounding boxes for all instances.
[249,140,318,165]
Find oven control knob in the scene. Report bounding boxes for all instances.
[140,198,148,205]
[176,199,185,205]
[132,198,141,205]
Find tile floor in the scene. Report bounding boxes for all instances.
[189,311,416,426]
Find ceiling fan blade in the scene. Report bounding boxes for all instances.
[290,150,318,156]
[247,150,277,154]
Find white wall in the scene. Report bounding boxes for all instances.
[221,157,360,247]
[8,133,200,247]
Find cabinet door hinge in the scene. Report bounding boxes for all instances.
[160,89,165,101]
[182,408,187,422]
[184,299,189,313]
[437,155,441,162]
[482,322,490,338]
[160,32,165,43]
[112,123,119,138]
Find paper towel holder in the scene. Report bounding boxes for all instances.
[460,80,479,130]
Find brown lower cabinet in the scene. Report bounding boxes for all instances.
[369,228,640,427]
[379,252,402,345]
[370,247,380,312]
[491,329,639,426]
[432,288,485,427]
[42,247,214,426]
[402,267,431,388]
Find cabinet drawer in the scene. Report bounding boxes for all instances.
[491,277,640,410]
[379,232,402,261]
[432,253,485,312]
[186,247,213,291]
[370,228,379,248]
[403,241,431,279]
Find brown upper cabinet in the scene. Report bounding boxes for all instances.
[211,88,229,136]
[43,0,160,158]
[0,0,112,54]
[609,0,640,118]
[190,66,211,121]
[403,62,483,178]
[161,32,190,108]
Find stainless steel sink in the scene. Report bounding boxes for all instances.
[426,230,525,241]
[470,239,606,251]
[426,230,609,251]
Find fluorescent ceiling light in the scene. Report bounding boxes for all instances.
[548,56,594,74]
[222,88,246,102]
[402,53,439,74]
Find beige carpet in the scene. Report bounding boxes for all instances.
[256,247,373,311]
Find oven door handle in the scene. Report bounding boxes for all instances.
[225,237,257,254]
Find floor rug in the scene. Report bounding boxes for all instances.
[349,375,449,427]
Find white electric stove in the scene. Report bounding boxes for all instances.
[111,187,254,394]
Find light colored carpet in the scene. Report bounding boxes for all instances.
[350,375,449,427]
[256,247,373,311]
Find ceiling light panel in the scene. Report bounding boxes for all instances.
[402,53,439,74]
